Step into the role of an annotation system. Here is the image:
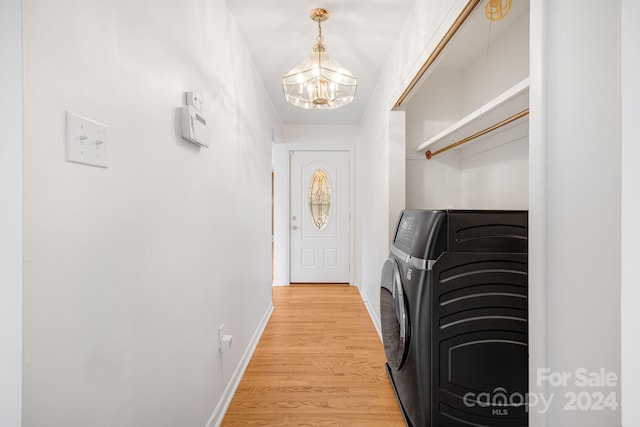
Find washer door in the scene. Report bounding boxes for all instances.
[380,257,410,370]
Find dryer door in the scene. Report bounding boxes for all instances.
[380,257,410,370]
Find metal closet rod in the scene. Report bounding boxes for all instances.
[425,108,530,160]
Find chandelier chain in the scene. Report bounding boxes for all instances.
[317,19,323,44]
[313,18,326,52]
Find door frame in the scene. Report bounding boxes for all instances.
[289,150,351,283]
[272,146,355,286]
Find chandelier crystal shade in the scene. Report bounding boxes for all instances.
[282,8,357,110]
[485,0,512,21]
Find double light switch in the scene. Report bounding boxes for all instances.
[66,111,108,168]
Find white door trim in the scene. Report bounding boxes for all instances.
[272,146,355,286]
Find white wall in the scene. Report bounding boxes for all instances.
[406,133,529,211]
[387,111,407,241]
[356,0,471,328]
[405,67,464,160]
[272,125,357,286]
[459,3,530,117]
[404,66,463,208]
[621,0,640,425]
[406,135,529,211]
[21,1,278,426]
[460,136,529,209]
[0,0,23,425]
[357,118,389,316]
[406,154,461,209]
[529,1,621,426]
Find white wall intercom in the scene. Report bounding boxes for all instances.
[180,91,210,148]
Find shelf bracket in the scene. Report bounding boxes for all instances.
[425,108,529,160]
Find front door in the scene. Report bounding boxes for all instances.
[290,151,350,283]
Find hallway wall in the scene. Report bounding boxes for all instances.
[620,0,640,425]
[21,1,279,426]
[355,0,471,341]
[0,0,23,425]
[529,1,621,425]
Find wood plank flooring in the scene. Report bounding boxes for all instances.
[222,284,405,426]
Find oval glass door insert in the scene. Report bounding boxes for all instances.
[309,169,332,230]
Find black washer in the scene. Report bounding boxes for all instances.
[380,209,529,427]
[381,258,410,370]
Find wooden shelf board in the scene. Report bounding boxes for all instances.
[416,77,530,153]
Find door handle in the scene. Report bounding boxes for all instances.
[292,226,298,230]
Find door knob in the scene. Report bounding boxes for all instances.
[292,225,298,230]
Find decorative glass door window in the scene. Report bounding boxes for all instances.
[309,169,332,230]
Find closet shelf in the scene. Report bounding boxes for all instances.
[416,78,530,156]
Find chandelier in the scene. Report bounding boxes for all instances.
[282,8,357,110]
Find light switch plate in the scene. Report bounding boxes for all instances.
[66,111,108,168]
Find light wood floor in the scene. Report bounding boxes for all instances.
[221,284,405,426]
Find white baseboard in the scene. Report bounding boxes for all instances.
[205,302,274,427]
[356,284,382,342]
[271,281,288,287]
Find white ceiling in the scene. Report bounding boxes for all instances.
[225,0,416,125]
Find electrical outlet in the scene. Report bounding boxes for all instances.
[217,323,232,353]
[218,324,224,348]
